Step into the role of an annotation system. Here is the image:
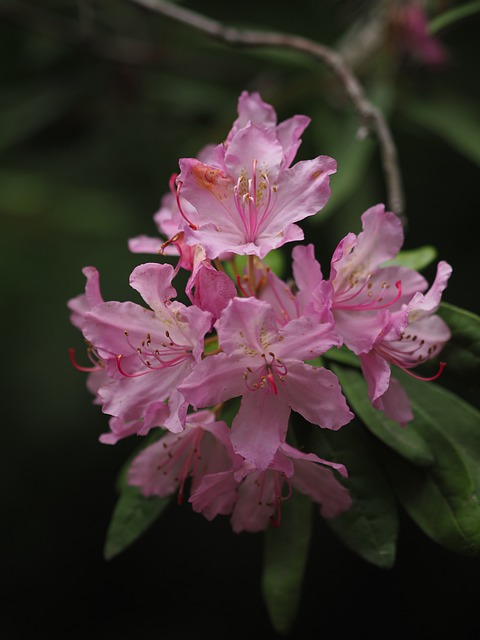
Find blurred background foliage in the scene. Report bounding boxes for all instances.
[1,0,479,638]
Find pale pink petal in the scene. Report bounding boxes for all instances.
[257,156,337,236]
[216,297,279,357]
[276,314,340,360]
[67,266,103,329]
[230,470,278,532]
[128,235,165,255]
[331,205,404,288]
[334,308,390,354]
[291,459,352,518]
[224,124,283,179]
[373,376,413,426]
[129,263,177,310]
[178,352,247,409]
[189,470,239,520]
[276,114,311,168]
[407,260,452,321]
[258,269,299,326]
[225,90,277,144]
[231,391,290,470]
[284,361,354,430]
[291,243,324,296]
[359,350,392,404]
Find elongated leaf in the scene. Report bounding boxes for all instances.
[104,485,171,560]
[438,302,480,382]
[403,94,480,167]
[382,245,437,271]
[429,1,480,34]
[323,345,360,368]
[332,364,434,467]
[384,374,480,556]
[262,491,312,635]
[310,421,399,568]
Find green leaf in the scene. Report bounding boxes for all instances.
[382,245,437,271]
[438,302,480,382]
[323,345,361,368]
[403,94,480,168]
[429,1,480,34]
[384,373,480,557]
[262,491,312,635]
[332,364,434,467]
[103,485,171,560]
[310,421,399,568]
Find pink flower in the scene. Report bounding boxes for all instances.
[175,92,337,259]
[359,260,452,424]
[179,297,353,470]
[79,262,212,436]
[288,205,429,355]
[128,410,238,504]
[390,1,449,68]
[190,442,351,532]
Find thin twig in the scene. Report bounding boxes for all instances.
[126,0,405,222]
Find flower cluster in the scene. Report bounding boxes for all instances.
[68,91,451,532]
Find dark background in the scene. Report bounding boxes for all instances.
[2,1,479,637]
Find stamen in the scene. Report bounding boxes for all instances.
[336,280,402,312]
[175,180,198,230]
[391,358,446,381]
[69,348,103,372]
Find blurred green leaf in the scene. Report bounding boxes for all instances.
[0,81,83,151]
[383,245,438,271]
[332,364,434,467]
[403,94,480,168]
[310,421,399,568]
[429,1,480,34]
[104,485,171,560]
[438,302,480,382]
[383,374,480,557]
[262,491,312,635]
[323,345,361,368]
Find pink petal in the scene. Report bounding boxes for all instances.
[284,361,354,430]
[231,391,290,470]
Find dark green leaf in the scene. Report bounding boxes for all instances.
[403,94,480,167]
[332,364,434,467]
[310,421,399,568]
[103,485,171,561]
[438,302,480,382]
[384,373,480,557]
[262,492,312,635]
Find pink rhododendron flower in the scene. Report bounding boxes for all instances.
[78,262,212,436]
[128,410,238,504]
[389,0,449,68]
[179,296,353,470]
[175,93,337,260]
[190,442,351,532]
[359,260,452,424]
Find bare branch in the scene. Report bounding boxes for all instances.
[126,0,405,221]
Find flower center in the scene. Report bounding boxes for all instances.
[334,276,402,312]
[242,351,288,395]
[116,330,193,378]
[233,160,278,243]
